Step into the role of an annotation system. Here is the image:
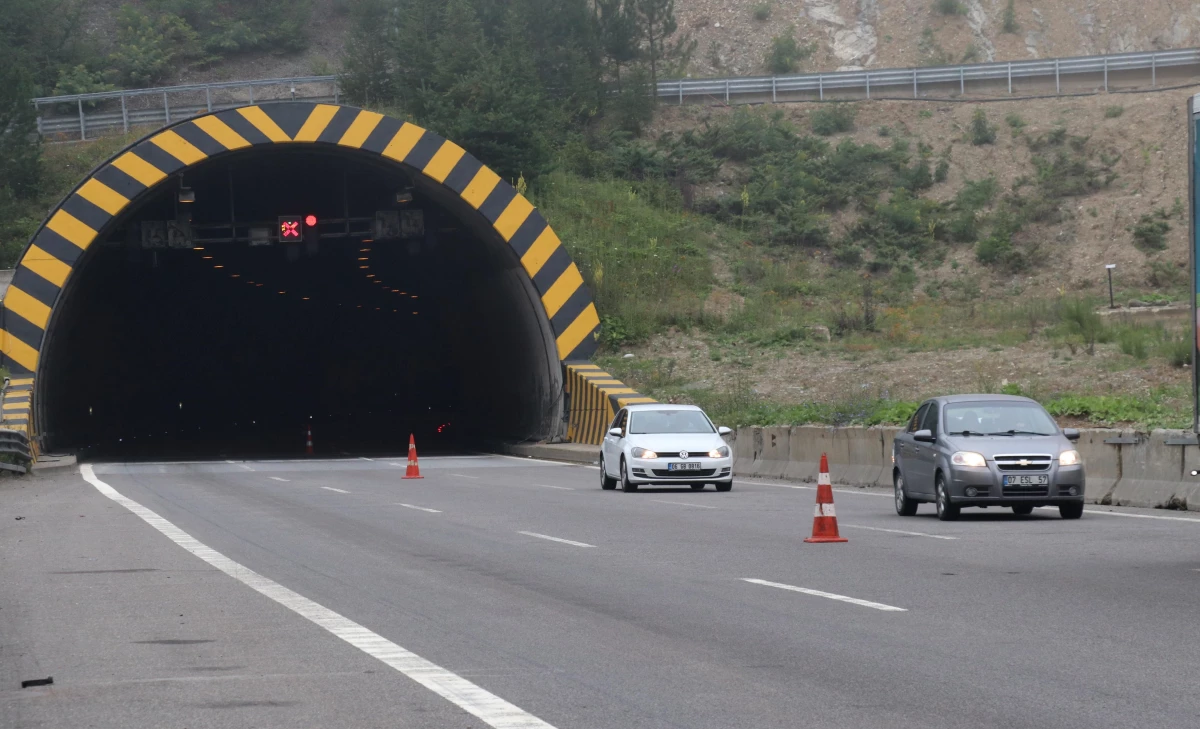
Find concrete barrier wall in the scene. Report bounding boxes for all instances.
[728,426,1200,512]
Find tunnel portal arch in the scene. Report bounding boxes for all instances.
[0,102,648,451]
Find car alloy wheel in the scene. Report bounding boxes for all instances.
[621,459,638,492]
[894,472,918,516]
[936,475,960,521]
[600,457,617,490]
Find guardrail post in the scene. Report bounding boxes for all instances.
[35,105,42,137]
[865,71,870,99]
[163,91,170,124]
[121,93,129,133]
[772,76,776,103]
[724,79,729,103]
[959,66,964,95]
[77,99,86,141]
[912,69,917,99]
[1055,58,1060,93]
[1151,53,1157,87]
[205,86,212,112]
[678,82,683,105]
[248,84,254,104]
[1103,56,1108,92]
[1007,62,1012,94]
[818,74,823,100]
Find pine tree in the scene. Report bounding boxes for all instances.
[340,0,397,105]
[634,0,678,88]
[596,0,639,90]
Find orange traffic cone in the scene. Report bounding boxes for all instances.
[402,433,423,479]
[804,453,847,543]
[305,423,314,455]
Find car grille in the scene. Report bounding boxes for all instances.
[994,454,1052,472]
[651,469,717,478]
[1002,484,1050,497]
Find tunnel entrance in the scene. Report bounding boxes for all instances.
[1,104,603,459]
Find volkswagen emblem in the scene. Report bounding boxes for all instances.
[679,450,689,459]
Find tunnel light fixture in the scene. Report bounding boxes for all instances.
[359,265,369,269]
[213,265,224,269]
[302,297,310,301]
[396,191,413,204]
[362,239,374,243]
[366,274,375,278]
[411,295,418,299]
[231,274,240,278]
[358,257,369,261]
[278,291,286,294]
[193,246,204,251]
[256,284,263,287]
[203,256,213,260]
[178,187,195,204]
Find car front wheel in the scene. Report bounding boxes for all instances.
[600,456,617,490]
[894,471,918,516]
[935,474,960,521]
[1059,502,1084,520]
[714,481,733,492]
[621,459,638,492]
[1012,505,1034,516]
[690,483,705,491]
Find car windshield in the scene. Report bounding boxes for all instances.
[944,402,1058,436]
[629,410,715,434]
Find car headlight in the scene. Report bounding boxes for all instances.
[631,447,658,459]
[1059,449,1081,466]
[951,451,987,468]
[707,446,730,458]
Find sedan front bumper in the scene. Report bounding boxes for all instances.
[628,457,733,483]
[948,462,1084,504]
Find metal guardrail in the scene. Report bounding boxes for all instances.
[0,429,33,473]
[657,48,1200,103]
[33,75,339,141]
[29,47,1200,141]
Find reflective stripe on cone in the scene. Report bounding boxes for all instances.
[805,453,847,543]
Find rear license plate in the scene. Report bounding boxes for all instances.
[668,462,701,471]
[1004,475,1049,486]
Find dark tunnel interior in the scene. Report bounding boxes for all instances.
[39,148,564,459]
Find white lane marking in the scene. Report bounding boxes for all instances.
[451,473,480,480]
[534,484,574,491]
[1036,506,1200,523]
[78,465,557,729]
[493,454,600,470]
[321,487,350,494]
[839,524,957,540]
[743,578,907,612]
[225,459,236,464]
[517,531,596,548]
[359,456,375,462]
[269,477,290,482]
[649,499,717,509]
[240,464,255,472]
[737,480,892,497]
[398,503,442,514]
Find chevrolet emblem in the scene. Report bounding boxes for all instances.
[1019,459,1029,466]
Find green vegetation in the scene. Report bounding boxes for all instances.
[809,104,857,135]
[933,0,967,16]
[766,26,814,74]
[1104,105,1125,119]
[1002,0,1019,33]
[968,108,996,145]
[752,3,772,21]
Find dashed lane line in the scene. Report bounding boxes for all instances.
[743,578,907,612]
[1036,506,1200,523]
[534,484,574,491]
[321,487,350,494]
[79,465,558,729]
[517,531,596,548]
[451,473,480,480]
[397,503,442,514]
[736,480,892,498]
[839,524,957,540]
[649,499,717,509]
[269,477,290,482]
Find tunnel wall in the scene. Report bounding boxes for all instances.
[565,363,656,445]
[0,102,625,447]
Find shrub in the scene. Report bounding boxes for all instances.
[1002,0,1019,33]
[108,6,201,86]
[753,3,772,20]
[934,158,950,182]
[810,104,857,135]
[975,233,1011,264]
[1005,112,1026,130]
[1104,105,1125,119]
[933,0,967,15]
[1159,335,1192,368]
[766,27,814,74]
[1131,214,1170,250]
[968,108,996,145]
[1058,298,1105,355]
[1117,329,1149,360]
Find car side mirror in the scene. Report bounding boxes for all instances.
[608,428,623,437]
[718,426,732,436]
[1063,428,1080,442]
[913,429,936,443]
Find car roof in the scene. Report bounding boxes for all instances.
[931,394,1040,405]
[624,403,703,412]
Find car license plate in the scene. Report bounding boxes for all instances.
[1004,475,1049,486]
[669,462,701,471]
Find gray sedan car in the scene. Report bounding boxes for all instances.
[892,395,1085,521]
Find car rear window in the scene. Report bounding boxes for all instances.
[944,402,1058,436]
[629,410,715,434]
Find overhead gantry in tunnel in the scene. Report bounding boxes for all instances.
[0,102,652,458]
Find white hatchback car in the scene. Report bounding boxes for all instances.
[599,404,734,492]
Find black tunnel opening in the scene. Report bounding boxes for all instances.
[41,148,563,459]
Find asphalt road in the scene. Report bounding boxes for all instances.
[4,454,1200,728]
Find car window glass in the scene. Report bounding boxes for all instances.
[616,410,627,434]
[609,411,623,432]
[946,402,1057,435]
[628,410,715,434]
[907,404,929,433]
[920,403,939,436]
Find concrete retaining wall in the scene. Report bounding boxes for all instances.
[727,426,1200,512]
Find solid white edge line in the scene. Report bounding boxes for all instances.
[839,524,957,540]
[1035,506,1200,523]
[398,503,442,513]
[492,454,600,470]
[743,578,907,612]
[269,477,290,482]
[736,480,892,497]
[534,484,574,491]
[451,473,480,480]
[648,499,717,509]
[78,465,557,729]
[517,531,596,548]
[321,487,350,494]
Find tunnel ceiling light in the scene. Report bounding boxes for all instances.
[214,265,224,269]
[256,284,263,287]
[359,265,369,269]
[357,257,369,261]
[362,239,374,243]
[359,248,370,252]
[411,295,418,299]
[302,297,310,300]
[278,291,286,294]
[203,256,213,260]
[231,274,240,278]
[193,246,204,251]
